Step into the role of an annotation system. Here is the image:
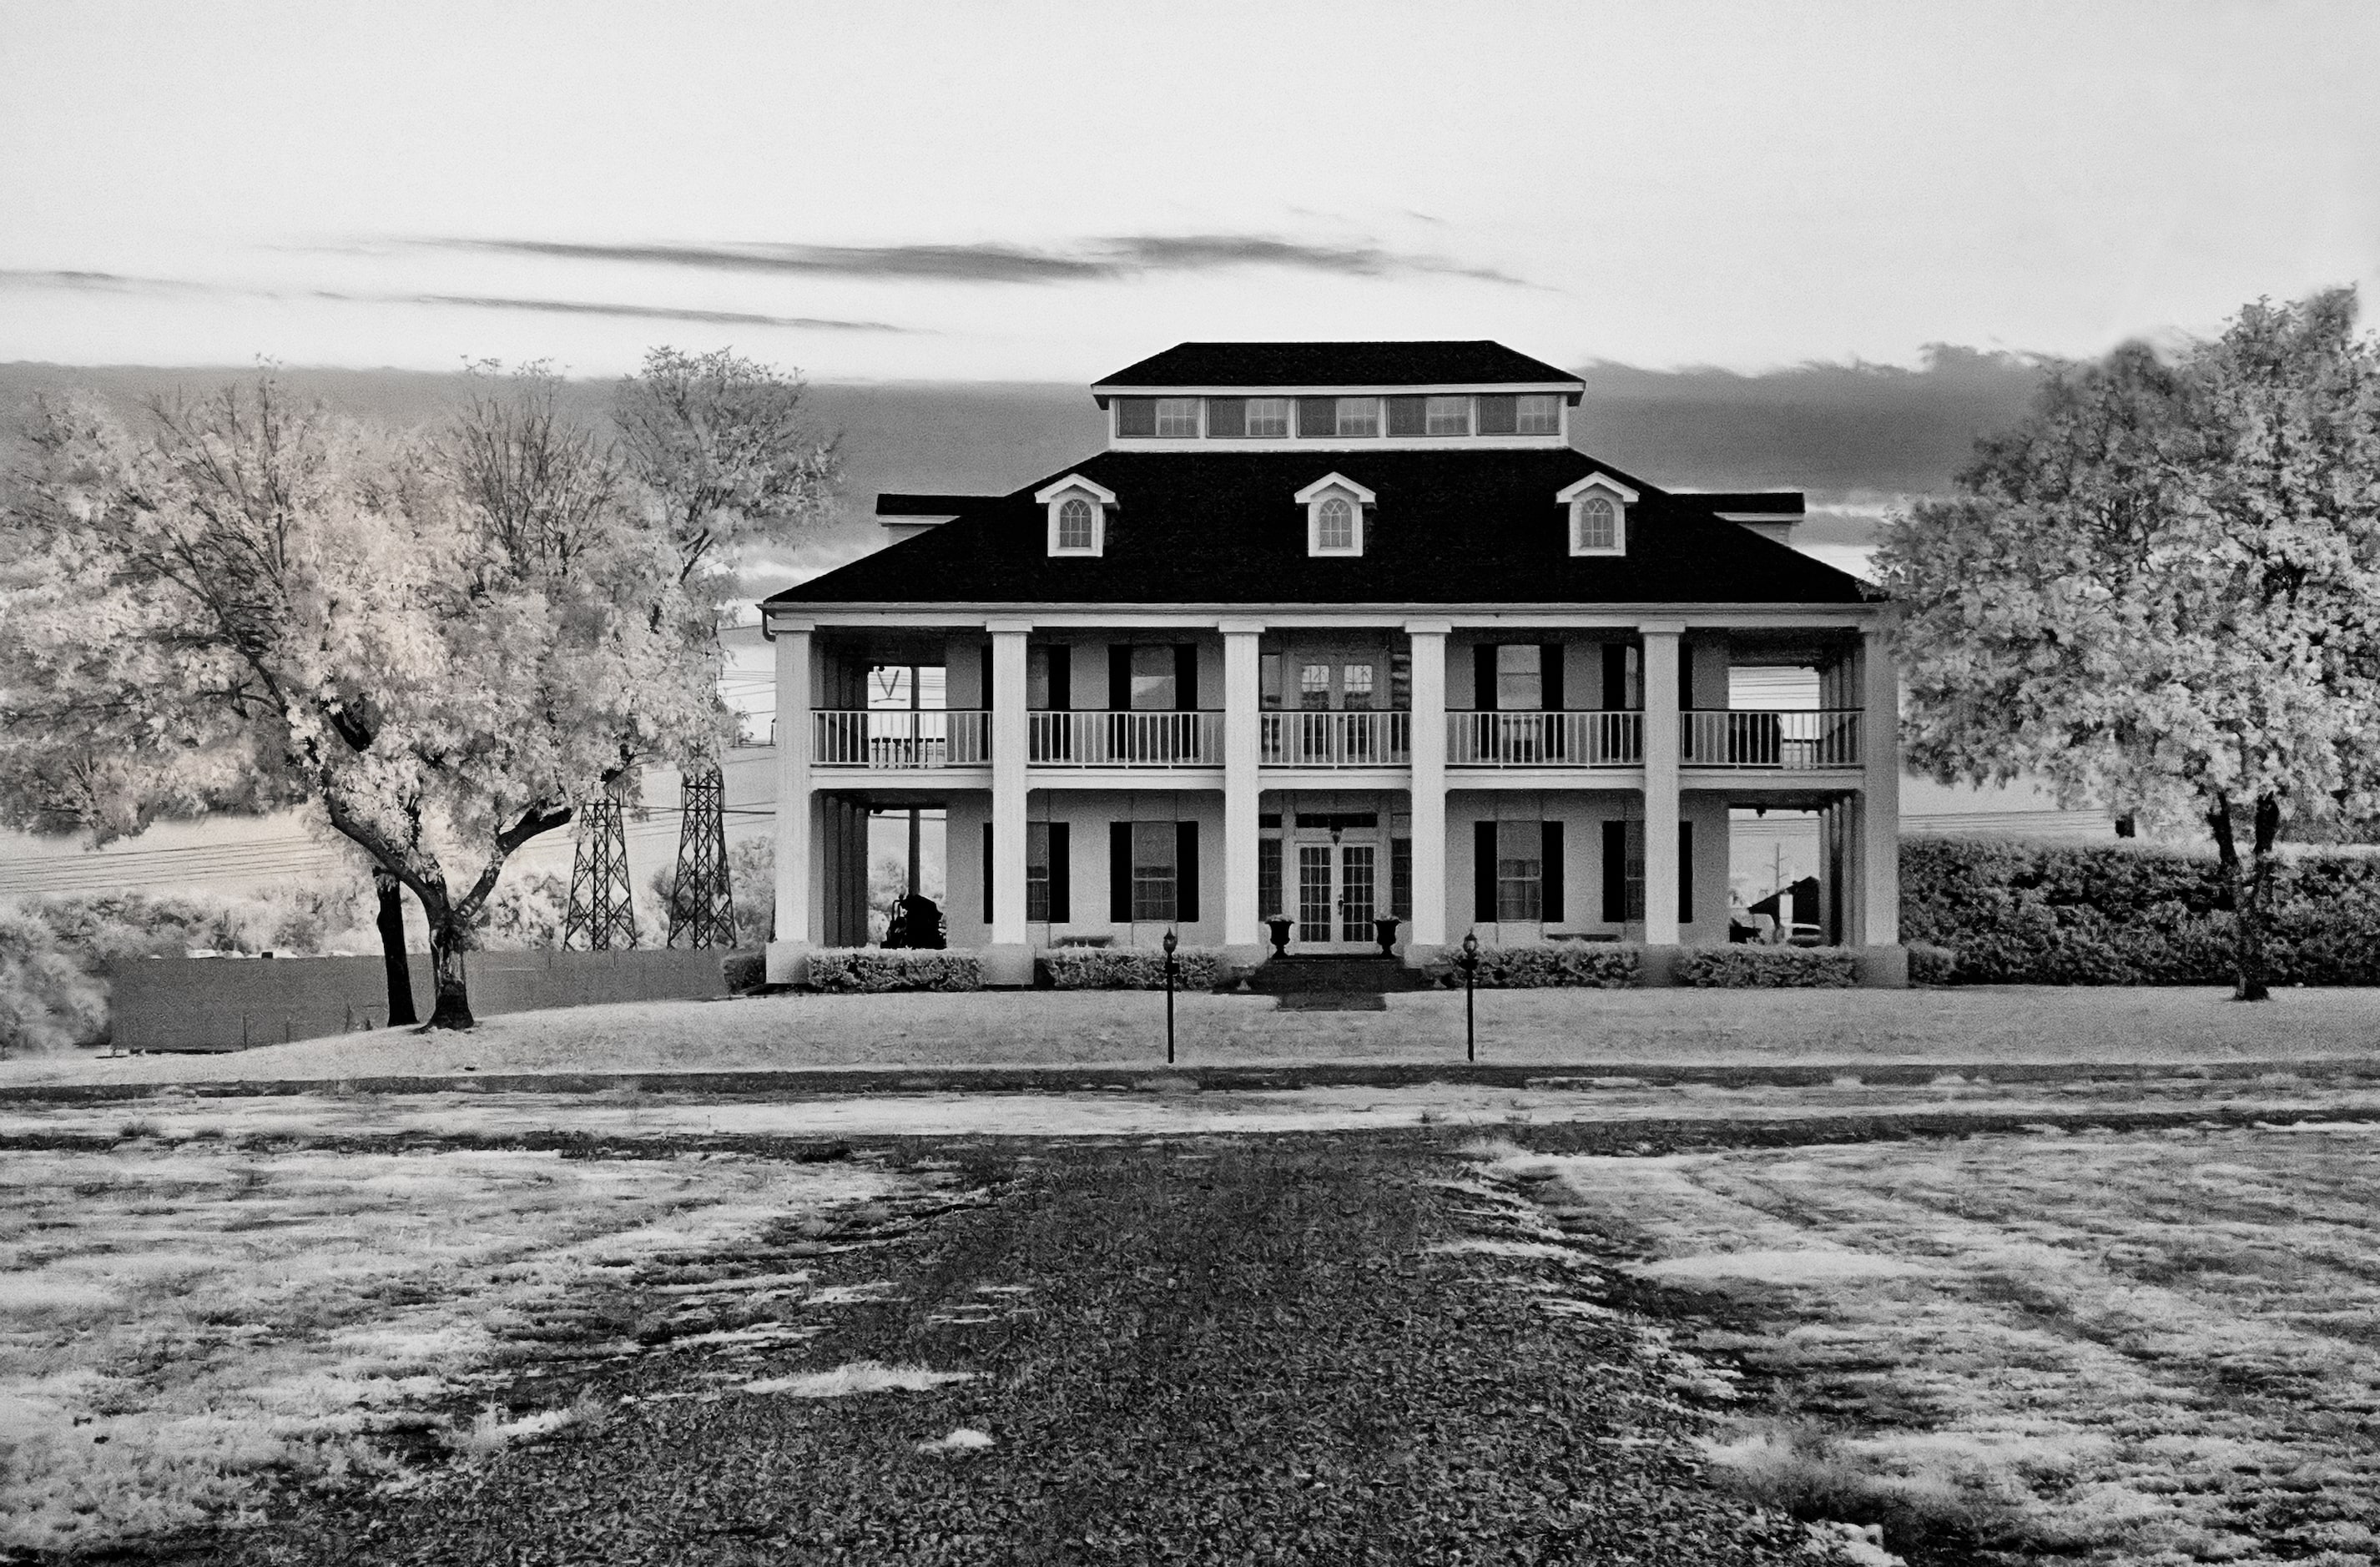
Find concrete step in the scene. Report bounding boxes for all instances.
[1245,955,1435,995]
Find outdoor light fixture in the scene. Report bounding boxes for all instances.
[1162,927,1180,1066]
[1457,930,1483,1063]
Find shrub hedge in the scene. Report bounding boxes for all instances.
[807,949,982,993]
[1903,941,1959,988]
[1674,945,1857,988]
[1041,945,1227,990]
[1450,942,1640,989]
[1899,837,2380,985]
[720,950,766,993]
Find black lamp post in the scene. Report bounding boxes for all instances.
[1456,930,1482,1063]
[1162,927,1179,1066]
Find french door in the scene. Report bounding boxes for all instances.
[1293,837,1380,951]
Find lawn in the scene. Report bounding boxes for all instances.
[8,984,2380,1090]
[1474,1125,2380,1564]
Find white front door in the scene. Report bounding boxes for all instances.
[1293,834,1382,952]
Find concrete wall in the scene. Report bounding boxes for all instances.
[109,948,737,1053]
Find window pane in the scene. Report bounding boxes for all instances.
[1623,819,1646,921]
[1132,819,1177,922]
[1298,663,1330,710]
[1297,397,1336,437]
[1155,397,1200,437]
[1116,398,1157,436]
[1495,643,1542,710]
[1318,496,1355,550]
[1260,652,1283,708]
[1334,397,1379,437]
[1577,496,1616,551]
[1476,394,1516,435]
[1247,397,1289,437]
[1258,836,1283,920]
[1386,396,1426,436]
[1058,497,1094,549]
[1129,643,1176,710]
[1341,663,1374,709]
[1515,394,1561,435]
[1026,821,1051,923]
[1495,819,1542,922]
[1206,397,1246,438]
[1425,396,1470,436]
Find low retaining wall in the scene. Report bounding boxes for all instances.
[108,949,739,1051]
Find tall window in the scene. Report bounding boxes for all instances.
[1341,663,1375,710]
[1057,497,1095,551]
[1425,396,1470,435]
[1318,496,1356,550]
[1298,663,1331,710]
[1129,644,1176,710]
[1260,652,1283,708]
[1495,819,1543,922]
[1154,397,1200,437]
[1131,820,1177,922]
[1026,821,1053,923]
[1576,496,1617,552]
[1247,397,1290,437]
[1495,643,1542,710]
[1516,394,1561,435]
[1334,398,1379,437]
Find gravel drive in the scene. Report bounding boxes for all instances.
[129,1132,1815,1566]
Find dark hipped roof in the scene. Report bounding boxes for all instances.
[1094,340,1583,390]
[772,451,1864,608]
[876,493,996,516]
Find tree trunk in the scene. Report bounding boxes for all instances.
[425,915,475,1029]
[2208,794,2271,1002]
[2239,794,2282,1002]
[373,869,418,1026]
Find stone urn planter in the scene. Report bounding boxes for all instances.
[1263,916,1294,958]
[1373,915,1401,956]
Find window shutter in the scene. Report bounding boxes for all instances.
[1474,644,1498,710]
[1174,644,1198,710]
[1207,397,1245,438]
[981,821,994,925]
[1601,643,1629,711]
[1175,821,1200,923]
[1046,645,1071,710]
[1297,397,1336,438]
[1109,822,1132,923]
[1678,642,1694,711]
[1678,819,1694,925]
[1474,820,1498,923]
[1477,394,1517,435]
[1542,820,1564,922]
[1387,396,1426,436]
[1540,644,1564,712]
[1108,644,1132,712]
[1116,398,1157,437]
[1601,820,1628,922]
[1047,823,1071,924]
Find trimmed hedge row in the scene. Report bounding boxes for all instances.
[1900,837,2380,985]
[1445,943,1639,989]
[1673,945,1856,988]
[808,949,983,992]
[1040,946,1228,990]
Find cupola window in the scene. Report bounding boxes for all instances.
[1515,395,1562,435]
[1154,397,1201,437]
[1247,397,1290,437]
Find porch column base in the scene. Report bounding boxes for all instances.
[1636,945,1682,988]
[1853,944,1909,989]
[1223,942,1266,977]
[1401,940,1443,970]
[764,940,814,986]
[981,943,1035,988]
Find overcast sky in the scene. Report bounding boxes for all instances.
[3,1,2374,380]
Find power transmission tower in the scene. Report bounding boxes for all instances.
[563,798,639,950]
[668,768,737,948]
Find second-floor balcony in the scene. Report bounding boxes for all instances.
[1681,708,1861,769]
[1449,710,1642,767]
[1029,709,1223,767]
[1261,710,1412,767]
[814,708,991,768]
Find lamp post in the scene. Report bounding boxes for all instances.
[1456,930,1481,1063]
[1162,927,1179,1066]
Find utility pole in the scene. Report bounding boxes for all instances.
[564,799,639,950]
[667,768,736,948]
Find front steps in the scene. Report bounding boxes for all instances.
[1243,955,1438,1010]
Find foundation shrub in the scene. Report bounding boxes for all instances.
[1904,941,1959,987]
[806,949,981,993]
[1675,945,1857,988]
[1899,837,2380,985]
[1041,945,1226,990]
[1452,942,1639,989]
[719,951,767,993]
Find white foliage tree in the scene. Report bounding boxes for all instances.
[0,374,721,1026]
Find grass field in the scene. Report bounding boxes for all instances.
[8,984,2380,1089]
[1475,1125,2380,1564]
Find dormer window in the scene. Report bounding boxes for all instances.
[1295,473,1375,557]
[1036,473,1117,556]
[1557,473,1638,557]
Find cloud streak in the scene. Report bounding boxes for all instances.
[417,233,1529,287]
[0,269,910,332]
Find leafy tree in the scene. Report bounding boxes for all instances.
[0,374,719,1026]
[1879,288,2380,999]
[0,904,106,1056]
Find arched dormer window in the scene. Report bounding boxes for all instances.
[1035,473,1117,557]
[1294,472,1376,557]
[1556,472,1638,557]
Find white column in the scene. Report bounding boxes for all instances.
[1406,621,1450,965]
[984,620,1032,985]
[1221,619,1265,969]
[766,620,814,983]
[1858,626,1903,959]
[1639,622,1683,951]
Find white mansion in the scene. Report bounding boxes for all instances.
[761,341,1903,985]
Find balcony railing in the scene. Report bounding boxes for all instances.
[813,709,990,768]
[1448,710,1641,767]
[1682,708,1861,769]
[1261,710,1412,767]
[1030,709,1222,767]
